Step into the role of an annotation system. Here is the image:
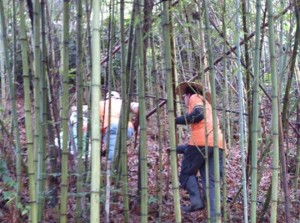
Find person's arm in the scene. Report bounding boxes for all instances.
[175,105,204,125]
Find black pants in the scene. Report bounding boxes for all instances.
[178,144,224,219]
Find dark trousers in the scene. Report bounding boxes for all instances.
[178,145,223,220]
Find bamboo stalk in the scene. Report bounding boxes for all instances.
[161,0,181,222]
[250,0,262,222]
[90,0,101,221]
[266,0,280,222]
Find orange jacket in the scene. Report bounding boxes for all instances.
[99,98,138,131]
[188,94,224,149]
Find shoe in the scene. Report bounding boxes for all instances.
[181,204,204,212]
[182,176,205,213]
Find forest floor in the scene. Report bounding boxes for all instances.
[0,96,300,223]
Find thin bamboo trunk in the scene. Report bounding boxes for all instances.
[90,0,101,221]
[19,1,38,222]
[0,57,4,116]
[203,0,222,221]
[295,86,300,194]
[11,0,19,203]
[221,0,229,221]
[60,1,70,222]
[76,0,84,222]
[266,0,280,222]
[241,0,252,178]
[150,33,164,222]
[161,1,181,222]
[1,0,21,219]
[136,0,149,220]
[120,0,130,221]
[32,3,41,217]
[45,0,60,208]
[105,0,117,221]
[38,1,48,219]
[234,0,249,220]
[279,8,300,219]
[250,0,262,222]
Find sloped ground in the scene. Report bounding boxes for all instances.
[0,97,299,223]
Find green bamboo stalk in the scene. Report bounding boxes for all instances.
[12,0,23,210]
[295,87,300,194]
[203,0,222,222]
[136,0,148,221]
[161,1,181,222]
[282,0,300,130]
[1,0,22,217]
[45,0,60,210]
[278,0,286,76]
[266,0,280,222]
[150,33,164,222]
[0,18,5,112]
[32,1,42,220]
[38,0,48,219]
[279,9,300,217]
[234,0,249,221]
[221,1,229,221]
[282,0,300,136]
[241,0,252,173]
[90,0,101,221]
[250,0,262,222]
[19,1,38,222]
[60,1,70,222]
[120,0,130,221]
[104,0,116,220]
[75,0,84,222]
[83,1,92,190]
[84,0,92,73]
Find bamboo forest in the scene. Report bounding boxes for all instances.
[0,0,299,222]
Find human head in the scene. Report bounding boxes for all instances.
[176,82,203,97]
[176,81,211,104]
[106,91,120,99]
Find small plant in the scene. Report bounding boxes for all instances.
[0,159,29,218]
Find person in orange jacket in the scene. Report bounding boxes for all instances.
[175,82,225,220]
[99,91,138,162]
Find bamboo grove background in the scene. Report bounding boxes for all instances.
[0,0,299,222]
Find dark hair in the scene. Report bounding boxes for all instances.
[185,86,203,95]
